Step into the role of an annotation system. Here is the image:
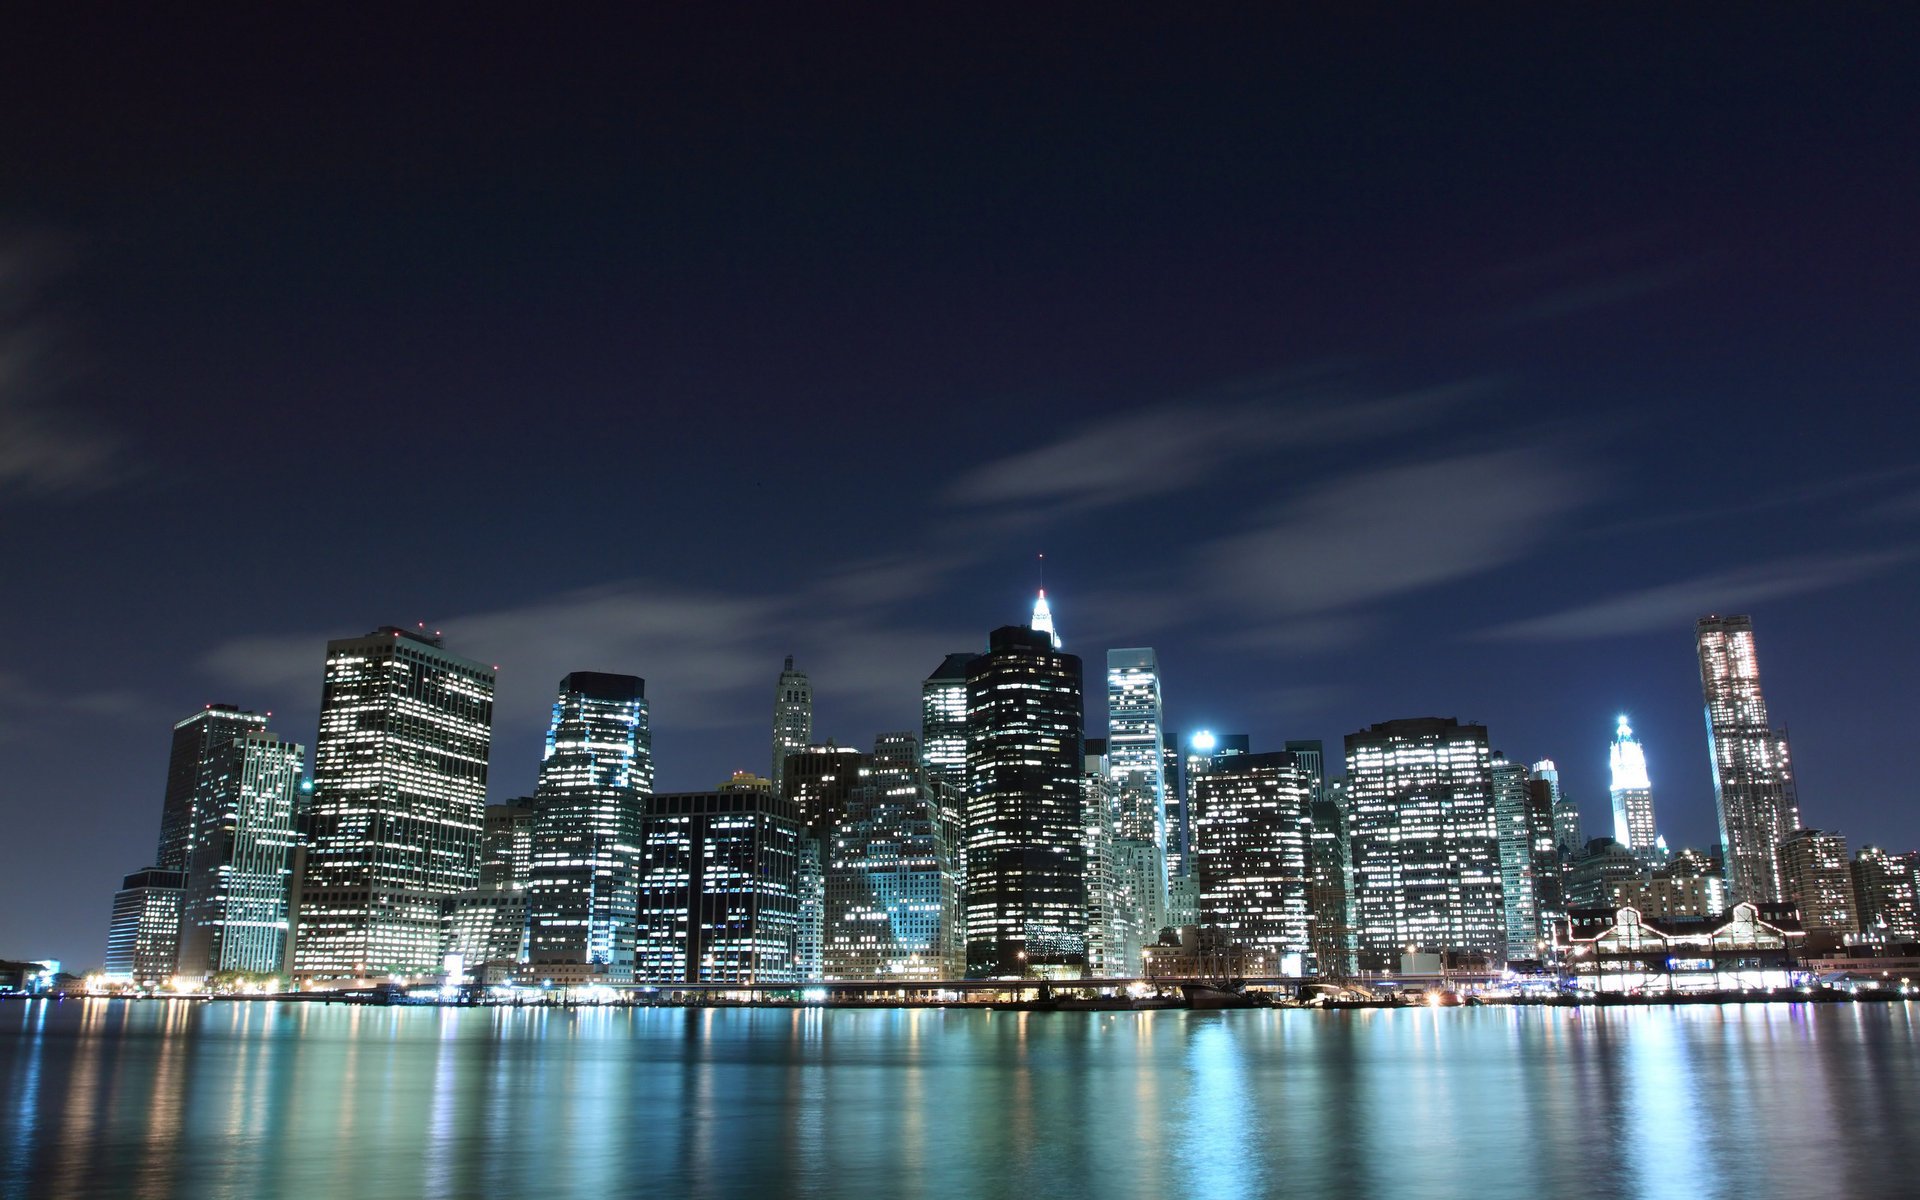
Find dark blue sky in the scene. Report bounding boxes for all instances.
[4,10,1917,970]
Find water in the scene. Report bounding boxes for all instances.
[4,999,1918,1199]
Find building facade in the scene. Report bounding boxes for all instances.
[177,730,305,979]
[1776,828,1857,943]
[156,705,271,873]
[920,652,975,791]
[771,656,813,792]
[1194,751,1314,975]
[1106,648,1169,955]
[635,790,801,984]
[291,627,495,983]
[1852,846,1920,942]
[1344,718,1505,971]
[1697,614,1800,903]
[965,624,1084,976]
[104,868,185,986]
[526,672,652,983]
[1609,716,1659,855]
[822,733,965,980]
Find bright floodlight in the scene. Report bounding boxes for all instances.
[1191,730,1217,752]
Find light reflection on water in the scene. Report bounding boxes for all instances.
[2,1000,1916,1200]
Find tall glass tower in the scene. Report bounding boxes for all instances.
[178,729,306,979]
[965,624,1084,976]
[1696,614,1799,903]
[920,653,975,791]
[771,656,813,793]
[156,705,270,872]
[1490,752,1539,962]
[1608,715,1659,854]
[1344,718,1504,970]
[291,627,494,983]
[1194,751,1314,973]
[1105,648,1168,949]
[527,672,651,983]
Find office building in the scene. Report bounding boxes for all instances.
[1524,778,1568,948]
[965,624,1084,976]
[443,799,537,984]
[1194,751,1314,974]
[104,868,185,987]
[1344,718,1505,971]
[1491,753,1540,962]
[771,656,813,792]
[1308,781,1357,978]
[635,790,801,984]
[1776,828,1857,943]
[1852,846,1920,943]
[823,733,964,980]
[920,652,976,791]
[526,672,651,984]
[1565,837,1648,910]
[178,730,305,979]
[1106,648,1169,950]
[782,744,867,980]
[1697,615,1800,903]
[156,705,271,873]
[291,627,495,984]
[1609,716,1659,854]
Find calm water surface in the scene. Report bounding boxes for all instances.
[3,998,1917,1199]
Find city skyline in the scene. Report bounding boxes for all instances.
[3,10,1918,980]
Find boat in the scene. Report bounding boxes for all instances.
[1181,982,1257,1010]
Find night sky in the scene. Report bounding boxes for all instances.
[4,10,1917,971]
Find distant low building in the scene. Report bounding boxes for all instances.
[1564,902,1801,993]
[104,867,186,987]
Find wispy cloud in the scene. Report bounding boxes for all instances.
[1485,263,1698,328]
[1200,447,1598,619]
[943,378,1478,518]
[0,235,126,498]
[1481,549,1917,641]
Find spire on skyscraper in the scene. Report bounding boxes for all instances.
[1029,552,1060,647]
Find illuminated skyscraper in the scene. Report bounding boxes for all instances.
[156,705,270,872]
[782,744,867,979]
[1608,716,1659,854]
[1345,718,1504,970]
[920,653,976,790]
[1491,753,1540,962]
[291,627,494,983]
[1106,648,1168,952]
[1030,588,1061,648]
[965,624,1084,975]
[1852,846,1920,942]
[634,789,801,984]
[771,656,813,792]
[824,733,965,979]
[1696,615,1799,903]
[1308,778,1356,977]
[178,729,306,979]
[1776,828,1856,942]
[1194,751,1314,973]
[103,868,185,987]
[526,672,651,984]
[446,797,537,983]
[1532,758,1580,862]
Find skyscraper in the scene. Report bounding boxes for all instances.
[446,797,538,983]
[920,652,976,791]
[1490,753,1540,963]
[1697,615,1800,903]
[782,744,867,980]
[177,729,306,979]
[771,656,813,792]
[1776,828,1857,943]
[1608,716,1659,854]
[156,705,270,872]
[1106,648,1168,954]
[1345,718,1505,970]
[1194,751,1314,973]
[824,733,964,979]
[1308,777,1356,978]
[1852,846,1920,943]
[291,627,495,984]
[965,624,1084,976]
[1532,758,1580,863]
[1030,588,1061,648]
[634,789,801,984]
[104,868,185,987]
[526,672,651,984]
